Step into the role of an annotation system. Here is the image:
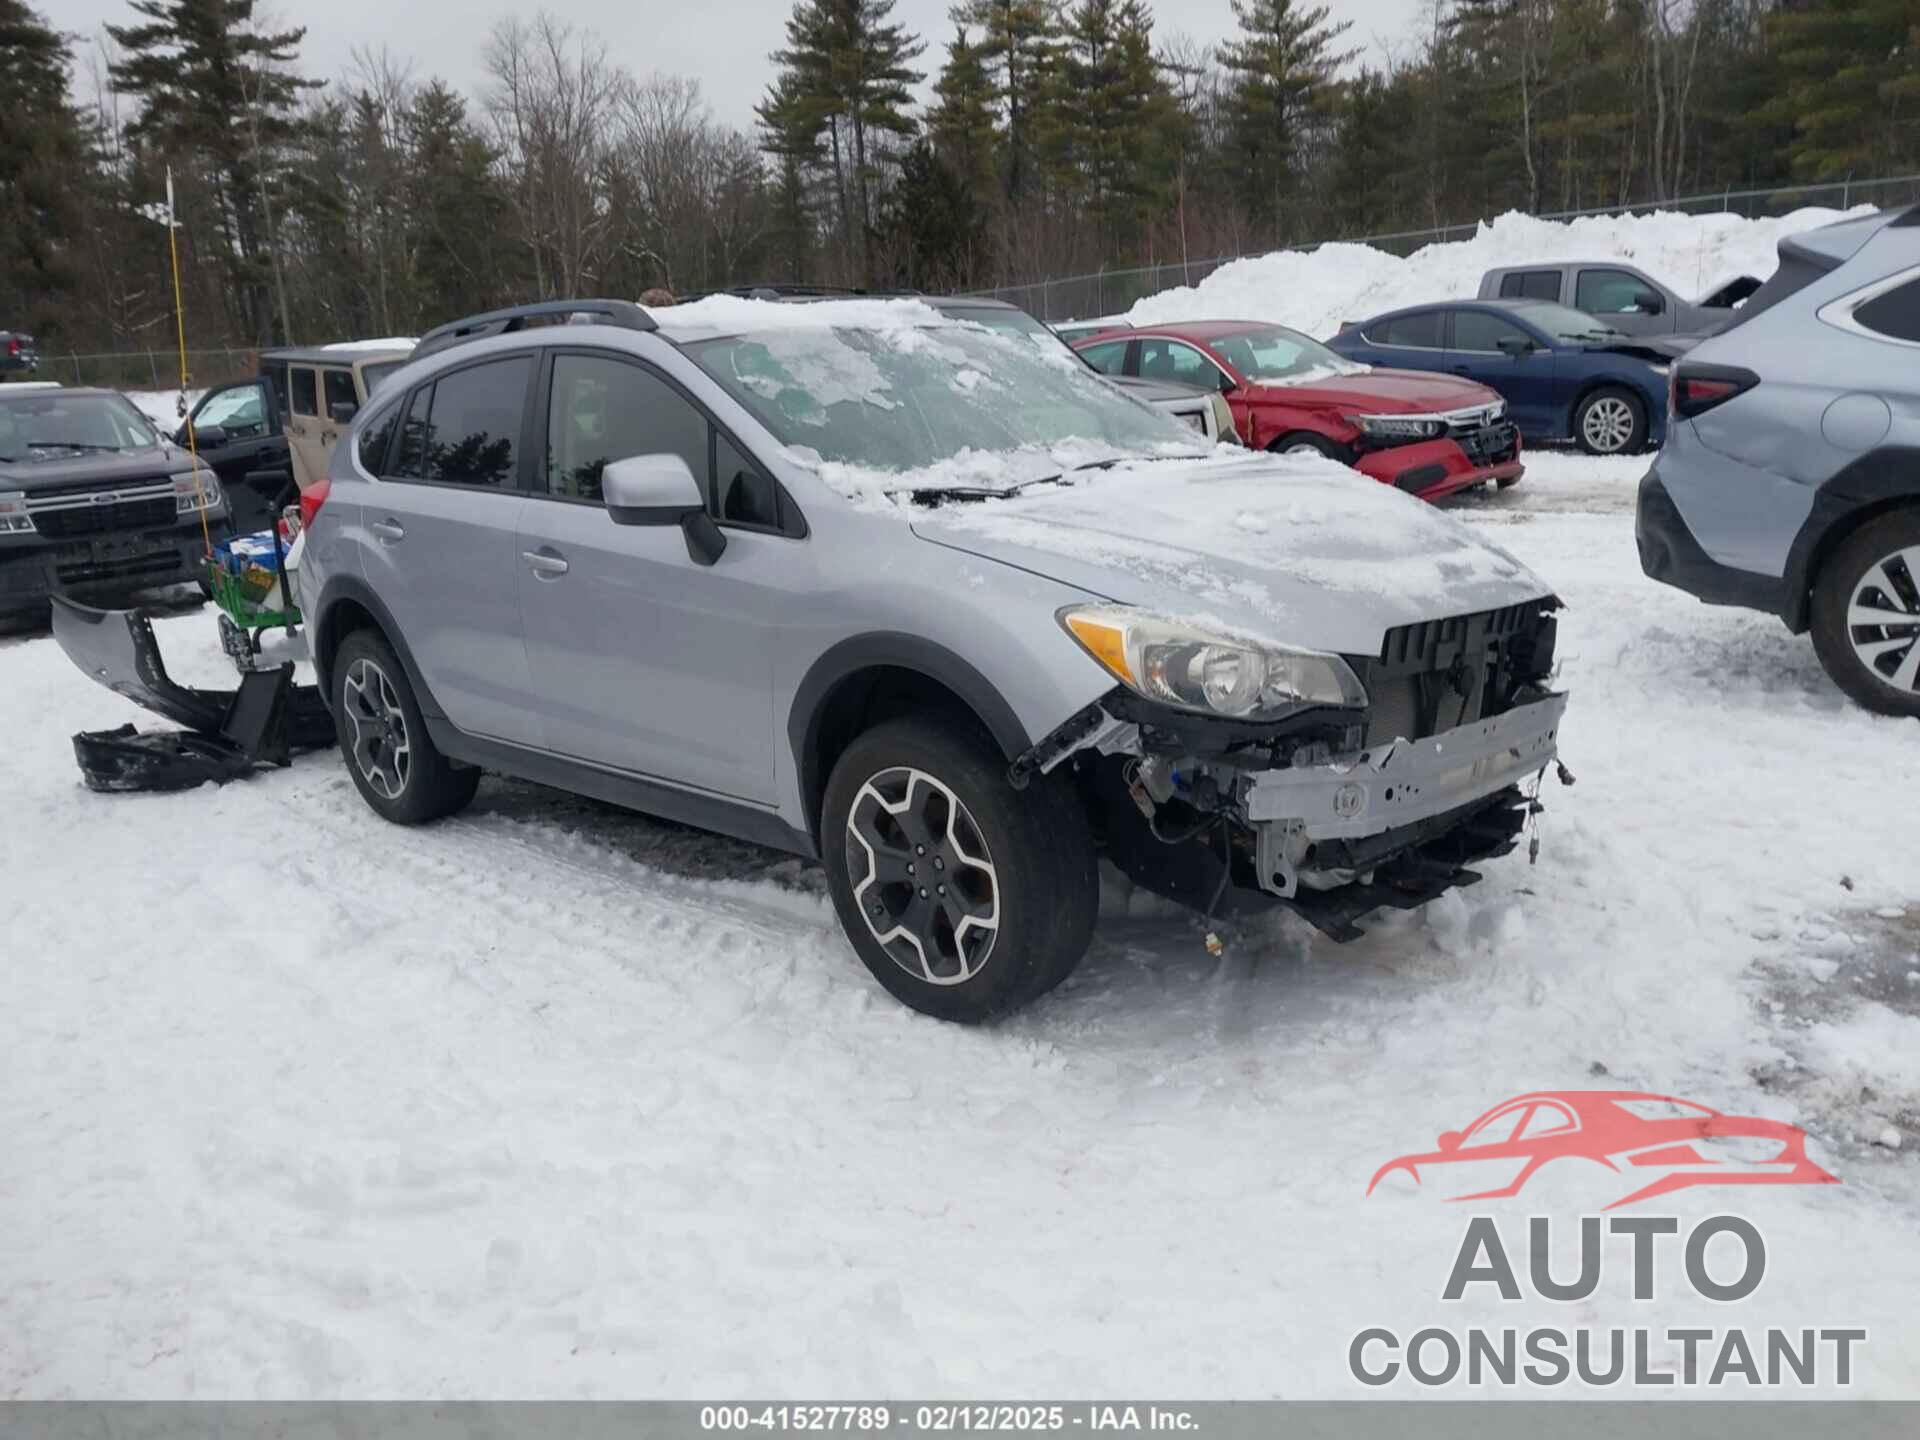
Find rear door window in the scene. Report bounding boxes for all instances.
[290,367,318,417]
[418,357,531,488]
[322,368,357,419]
[1499,270,1561,302]
[1370,311,1445,349]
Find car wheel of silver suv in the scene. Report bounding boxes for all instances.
[1811,508,1920,716]
[331,629,482,823]
[822,717,1098,1022]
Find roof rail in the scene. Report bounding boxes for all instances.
[413,298,657,359]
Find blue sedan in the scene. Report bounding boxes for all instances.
[1326,299,1677,455]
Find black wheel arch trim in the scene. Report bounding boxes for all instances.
[1783,447,1920,632]
[788,632,1033,842]
[311,573,447,720]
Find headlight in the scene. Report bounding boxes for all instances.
[1351,414,1445,441]
[173,469,223,514]
[1059,605,1368,720]
[0,490,33,533]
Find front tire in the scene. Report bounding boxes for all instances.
[1270,432,1356,465]
[1810,508,1920,716]
[822,718,1097,1022]
[1573,387,1646,455]
[331,629,479,823]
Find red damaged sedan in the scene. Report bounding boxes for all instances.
[1073,320,1523,501]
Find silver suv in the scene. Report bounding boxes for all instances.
[299,297,1570,1020]
[1638,206,1920,715]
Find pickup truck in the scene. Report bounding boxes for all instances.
[1477,261,1760,337]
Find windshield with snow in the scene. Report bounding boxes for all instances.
[1207,326,1367,384]
[0,392,161,464]
[686,323,1201,483]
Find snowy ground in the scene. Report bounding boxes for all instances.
[2,451,1916,1400]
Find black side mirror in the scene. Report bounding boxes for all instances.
[1495,336,1533,357]
[329,400,358,424]
[187,423,229,449]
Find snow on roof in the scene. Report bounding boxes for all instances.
[649,294,953,340]
[321,337,417,352]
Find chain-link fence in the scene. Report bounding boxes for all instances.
[5,347,257,395]
[961,173,1920,324]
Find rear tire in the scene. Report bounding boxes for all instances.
[1573,387,1646,455]
[1810,507,1920,716]
[822,717,1097,1022]
[331,629,479,824]
[1270,432,1356,465]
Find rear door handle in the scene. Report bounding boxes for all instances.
[370,517,405,542]
[522,548,569,577]
[1450,365,1471,374]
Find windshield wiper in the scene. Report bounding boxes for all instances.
[27,441,123,452]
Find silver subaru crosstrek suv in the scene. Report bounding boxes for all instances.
[298,296,1570,1020]
[1638,205,1920,715]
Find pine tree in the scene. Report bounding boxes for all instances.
[1217,0,1352,239]
[929,24,998,204]
[954,0,1061,203]
[1054,0,1173,257]
[762,0,923,282]
[880,139,988,288]
[107,0,317,344]
[0,0,93,337]
[1769,0,1920,180]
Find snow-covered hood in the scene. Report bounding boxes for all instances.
[908,452,1553,655]
[1245,366,1498,415]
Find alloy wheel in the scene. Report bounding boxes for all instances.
[1846,543,1920,696]
[342,657,412,800]
[1582,395,1636,453]
[844,766,1000,985]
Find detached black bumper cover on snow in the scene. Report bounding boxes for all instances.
[50,597,332,791]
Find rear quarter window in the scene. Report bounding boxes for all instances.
[1851,275,1920,342]
[1500,270,1561,302]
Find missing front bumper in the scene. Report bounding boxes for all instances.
[1241,691,1568,900]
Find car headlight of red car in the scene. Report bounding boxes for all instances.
[1349,414,1447,441]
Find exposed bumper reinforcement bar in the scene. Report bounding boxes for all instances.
[1242,691,1567,898]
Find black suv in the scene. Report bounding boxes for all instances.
[0,387,228,619]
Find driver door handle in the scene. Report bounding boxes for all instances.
[522,548,569,577]
[369,517,405,542]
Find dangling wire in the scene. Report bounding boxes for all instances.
[165,167,215,561]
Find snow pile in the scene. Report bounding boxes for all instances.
[652,294,949,337]
[1125,205,1867,338]
[124,388,200,429]
[322,337,416,352]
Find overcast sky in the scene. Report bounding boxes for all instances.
[58,0,1429,132]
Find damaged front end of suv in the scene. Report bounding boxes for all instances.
[1014,598,1568,939]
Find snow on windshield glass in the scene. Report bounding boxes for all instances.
[684,317,1205,503]
[1208,327,1369,385]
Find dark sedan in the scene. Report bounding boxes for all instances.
[1327,299,1680,455]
